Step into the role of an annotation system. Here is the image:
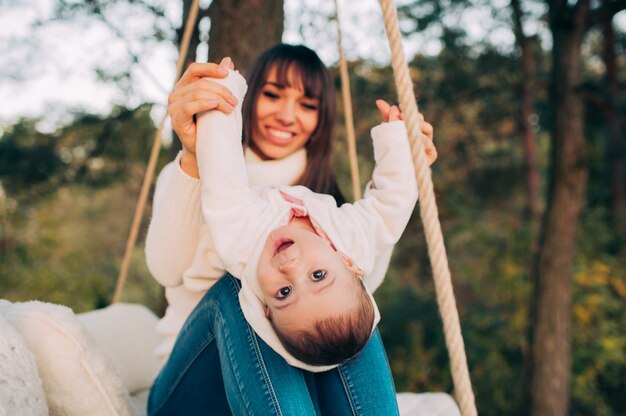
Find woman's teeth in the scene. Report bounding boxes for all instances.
[269,128,292,140]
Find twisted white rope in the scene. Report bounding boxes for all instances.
[377,1,477,414]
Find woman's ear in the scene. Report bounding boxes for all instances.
[338,251,364,277]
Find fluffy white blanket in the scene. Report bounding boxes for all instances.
[0,307,48,416]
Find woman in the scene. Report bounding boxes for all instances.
[147,44,436,415]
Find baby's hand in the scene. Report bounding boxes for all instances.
[375,98,438,165]
[375,99,402,122]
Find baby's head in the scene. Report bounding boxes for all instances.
[256,218,375,366]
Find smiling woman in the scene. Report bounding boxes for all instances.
[145,43,436,415]
[249,69,320,160]
[242,44,338,193]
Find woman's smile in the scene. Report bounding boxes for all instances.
[265,127,296,144]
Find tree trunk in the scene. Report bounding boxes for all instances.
[169,0,284,158]
[601,6,625,246]
[511,0,541,224]
[208,0,284,75]
[530,4,589,415]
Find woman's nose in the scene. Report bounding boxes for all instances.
[276,101,296,124]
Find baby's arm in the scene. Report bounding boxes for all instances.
[195,70,269,273]
[333,105,418,267]
[195,69,250,201]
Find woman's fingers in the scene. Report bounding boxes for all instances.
[415,113,437,165]
[177,62,229,87]
[421,121,434,141]
[219,56,235,70]
[169,83,239,153]
[180,87,236,114]
[180,99,220,118]
[425,139,438,166]
[171,79,237,107]
[168,95,219,154]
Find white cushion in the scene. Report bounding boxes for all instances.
[0,311,48,416]
[397,392,461,416]
[77,303,163,394]
[5,301,135,416]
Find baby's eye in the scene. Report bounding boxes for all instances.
[276,286,292,299]
[311,270,327,281]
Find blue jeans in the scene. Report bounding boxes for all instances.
[148,274,399,415]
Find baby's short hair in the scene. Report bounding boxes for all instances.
[271,278,375,366]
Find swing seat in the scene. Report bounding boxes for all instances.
[0,300,460,416]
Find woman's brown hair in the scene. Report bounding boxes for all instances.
[242,44,345,205]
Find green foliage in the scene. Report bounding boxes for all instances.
[568,205,626,415]
[0,104,164,314]
[0,120,64,193]
[331,17,625,414]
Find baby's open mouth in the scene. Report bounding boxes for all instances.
[274,239,294,256]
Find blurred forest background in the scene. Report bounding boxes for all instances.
[1,0,625,415]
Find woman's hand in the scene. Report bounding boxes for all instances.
[375,99,437,166]
[169,57,239,177]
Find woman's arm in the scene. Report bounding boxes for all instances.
[144,157,204,287]
[357,101,436,290]
[330,120,418,273]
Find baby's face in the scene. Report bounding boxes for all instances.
[257,219,361,330]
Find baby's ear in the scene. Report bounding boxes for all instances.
[338,251,364,277]
[264,304,271,318]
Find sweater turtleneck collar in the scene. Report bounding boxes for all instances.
[244,147,307,188]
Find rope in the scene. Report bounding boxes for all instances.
[112,0,202,304]
[377,1,477,415]
[333,0,361,200]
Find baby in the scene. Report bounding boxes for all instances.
[195,69,418,370]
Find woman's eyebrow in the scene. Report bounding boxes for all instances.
[263,81,318,100]
[264,81,285,89]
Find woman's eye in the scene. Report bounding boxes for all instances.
[262,91,280,99]
[311,270,326,281]
[276,286,292,299]
[301,102,318,111]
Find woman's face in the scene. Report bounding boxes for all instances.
[250,66,320,161]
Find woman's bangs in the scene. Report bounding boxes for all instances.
[272,58,324,100]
